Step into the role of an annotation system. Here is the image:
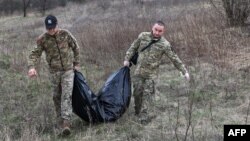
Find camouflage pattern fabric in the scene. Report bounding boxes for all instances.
[51,70,74,121]
[125,32,188,122]
[133,75,155,120]
[28,29,79,123]
[125,32,187,78]
[28,29,80,73]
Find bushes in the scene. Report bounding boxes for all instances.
[0,0,86,16]
[222,0,250,26]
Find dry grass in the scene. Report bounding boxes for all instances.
[1,0,250,140]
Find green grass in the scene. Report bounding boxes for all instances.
[1,0,250,141]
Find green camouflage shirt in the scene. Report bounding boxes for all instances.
[28,29,80,73]
[125,32,187,78]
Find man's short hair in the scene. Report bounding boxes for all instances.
[155,21,165,27]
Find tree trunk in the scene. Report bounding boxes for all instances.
[10,0,14,15]
[23,6,26,17]
[22,0,30,17]
[41,0,47,16]
[60,0,68,7]
[222,0,250,26]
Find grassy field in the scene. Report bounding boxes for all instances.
[1,0,250,140]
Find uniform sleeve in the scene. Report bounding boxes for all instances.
[68,32,80,66]
[164,44,187,75]
[28,39,44,70]
[124,33,143,61]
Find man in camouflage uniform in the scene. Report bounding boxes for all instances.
[124,21,190,124]
[28,15,80,136]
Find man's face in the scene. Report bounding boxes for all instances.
[47,27,57,35]
[152,24,165,38]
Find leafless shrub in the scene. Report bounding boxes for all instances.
[1,0,250,140]
[222,0,250,26]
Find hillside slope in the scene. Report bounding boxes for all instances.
[1,0,250,141]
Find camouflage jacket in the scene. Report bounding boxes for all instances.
[28,29,80,73]
[125,32,187,78]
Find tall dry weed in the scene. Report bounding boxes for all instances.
[1,0,250,140]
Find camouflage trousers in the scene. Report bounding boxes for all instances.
[50,69,74,121]
[133,75,156,120]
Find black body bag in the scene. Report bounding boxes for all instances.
[72,66,131,123]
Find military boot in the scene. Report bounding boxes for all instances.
[61,119,71,136]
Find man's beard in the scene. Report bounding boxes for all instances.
[151,31,161,39]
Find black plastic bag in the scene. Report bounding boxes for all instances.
[72,66,131,123]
